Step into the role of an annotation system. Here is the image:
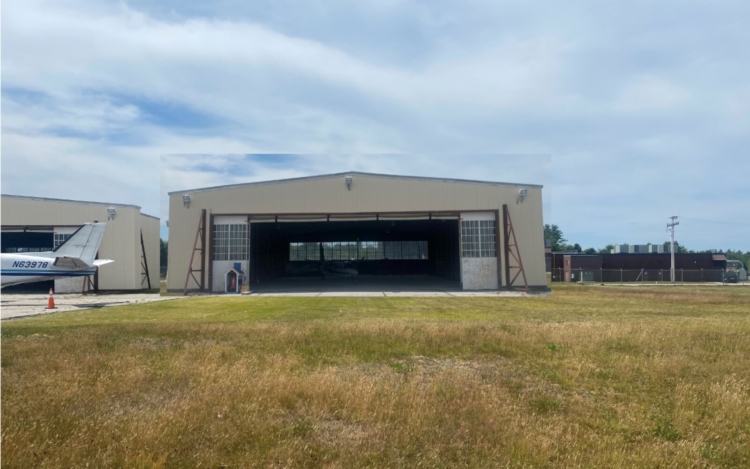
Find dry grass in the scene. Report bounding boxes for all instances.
[2,284,750,468]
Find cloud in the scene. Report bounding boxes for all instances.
[616,77,691,112]
[2,0,749,250]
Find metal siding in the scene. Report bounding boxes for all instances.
[166,174,546,290]
[140,215,161,289]
[570,255,603,270]
[168,199,204,291]
[600,253,722,270]
[1,196,143,290]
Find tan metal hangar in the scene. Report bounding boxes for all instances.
[1,195,160,292]
[167,172,547,293]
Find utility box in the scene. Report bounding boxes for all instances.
[563,254,602,282]
[225,267,245,293]
[579,271,594,282]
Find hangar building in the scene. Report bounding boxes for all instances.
[167,172,547,293]
[1,195,160,292]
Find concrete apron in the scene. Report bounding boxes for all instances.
[241,291,549,297]
[1,293,180,320]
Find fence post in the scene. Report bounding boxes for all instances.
[600,267,603,284]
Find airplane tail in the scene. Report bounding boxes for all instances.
[53,223,107,265]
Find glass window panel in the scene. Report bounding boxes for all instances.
[384,241,401,260]
[214,224,247,260]
[419,241,429,260]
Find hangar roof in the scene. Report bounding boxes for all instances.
[1,194,158,219]
[168,171,543,196]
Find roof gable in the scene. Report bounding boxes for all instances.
[168,171,542,195]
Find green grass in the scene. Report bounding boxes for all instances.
[3,284,750,468]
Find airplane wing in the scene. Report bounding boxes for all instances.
[93,259,114,267]
[53,256,92,269]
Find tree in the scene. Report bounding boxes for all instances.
[726,249,750,269]
[583,247,597,254]
[160,239,168,277]
[544,224,567,251]
[599,244,615,254]
[663,241,688,254]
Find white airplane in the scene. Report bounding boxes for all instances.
[1,222,114,288]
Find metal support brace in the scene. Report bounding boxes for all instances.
[140,229,152,289]
[183,209,206,295]
[502,204,529,291]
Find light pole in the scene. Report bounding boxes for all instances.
[667,216,679,284]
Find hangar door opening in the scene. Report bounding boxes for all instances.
[1,230,55,292]
[245,216,461,292]
[1,226,97,293]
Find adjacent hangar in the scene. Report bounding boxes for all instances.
[1,195,160,292]
[167,172,547,293]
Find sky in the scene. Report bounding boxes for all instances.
[3,0,749,251]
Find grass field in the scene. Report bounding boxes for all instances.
[2,285,750,468]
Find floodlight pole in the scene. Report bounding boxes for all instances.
[667,216,679,284]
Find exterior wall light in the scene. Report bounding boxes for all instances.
[517,188,527,204]
[345,175,353,190]
[107,207,116,220]
[183,195,191,208]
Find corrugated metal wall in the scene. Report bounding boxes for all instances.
[168,173,546,290]
[1,196,159,291]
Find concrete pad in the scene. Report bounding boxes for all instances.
[383,292,452,297]
[1,293,180,320]
[318,291,386,297]
[234,290,550,298]
[251,275,462,294]
[244,292,322,297]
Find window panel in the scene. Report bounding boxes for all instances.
[287,240,428,261]
[384,241,402,260]
[402,241,419,259]
[213,223,248,261]
[461,219,496,258]
[54,233,72,249]
[480,220,497,257]
[419,240,429,260]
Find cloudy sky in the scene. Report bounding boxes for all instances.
[3,0,749,250]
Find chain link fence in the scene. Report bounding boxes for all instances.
[550,268,748,284]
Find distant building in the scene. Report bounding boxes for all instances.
[1,195,160,292]
[553,253,728,282]
[726,260,748,282]
[548,250,581,281]
[612,243,673,254]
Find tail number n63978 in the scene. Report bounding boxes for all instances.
[11,261,49,268]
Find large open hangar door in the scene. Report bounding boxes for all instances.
[248,214,461,292]
[1,228,55,292]
[1,225,96,293]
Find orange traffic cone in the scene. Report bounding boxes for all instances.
[46,288,57,310]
